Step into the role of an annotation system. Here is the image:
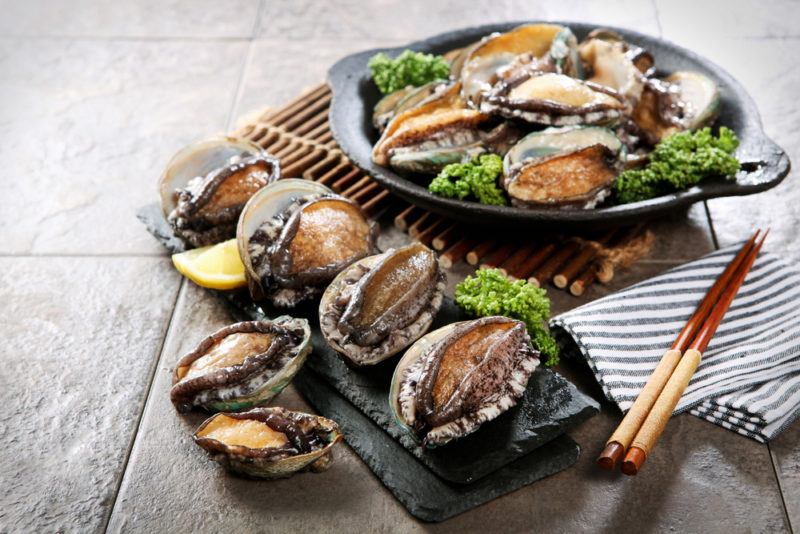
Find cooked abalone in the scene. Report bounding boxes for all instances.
[632,71,720,144]
[482,72,625,127]
[502,126,624,208]
[160,137,279,248]
[460,23,567,106]
[389,316,540,447]
[170,318,311,413]
[578,37,645,110]
[371,81,504,175]
[319,243,446,366]
[238,180,378,307]
[372,81,444,133]
[194,407,342,479]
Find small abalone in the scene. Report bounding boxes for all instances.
[194,407,342,479]
[170,318,311,413]
[319,243,446,366]
[389,316,540,447]
[237,180,378,308]
[160,137,279,248]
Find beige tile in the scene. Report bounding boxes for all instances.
[0,257,180,532]
[0,38,247,254]
[656,0,800,40]
[257,0,660,41]
[233,38,401,123]
[0,0,259,38]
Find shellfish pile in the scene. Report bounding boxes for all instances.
[158,90,560,481]
[371,24,721,208]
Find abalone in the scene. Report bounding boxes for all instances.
[482,72,625,127]
[160,137,279,248]
[237,180,378,308]
[194,407,342,479]
[502,126,624,208]
[170,318,311,413]
[389,316,540,447]
[319,243,446,366]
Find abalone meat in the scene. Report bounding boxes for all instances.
[237,179,378,307]
[170,317,311,413]
[502,126,624,208]
[319,243,446,366]
[160,137,279,248]
[482,72,625,127]
[194,407,342,479]
[389,316,540,447]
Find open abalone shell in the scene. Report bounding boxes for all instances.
[389,316,540,447]
[194,407,342,479]
[170,317,311,413]
[159,136,279,247]
[237,179,378,308]
[319,242,446,366]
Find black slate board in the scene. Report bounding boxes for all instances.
[294,366,580,522]
[301,297,598,484]
[138,203,598,519]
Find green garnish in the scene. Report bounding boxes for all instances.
[455,268,559,366]
[428,154,508,206]
[614,127,741,203]
[368,50,450,95]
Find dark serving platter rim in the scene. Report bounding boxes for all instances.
[327,21,791,228]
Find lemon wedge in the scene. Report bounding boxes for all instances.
[172,239,247,290]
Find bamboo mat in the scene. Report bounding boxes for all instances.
[235,83,654,297]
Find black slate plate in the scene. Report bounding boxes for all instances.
[138,203,598,484]
[300,297,597,484]
[294,366,580,522]
[327,21,791,229]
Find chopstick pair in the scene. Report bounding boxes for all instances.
[597,229,768,475]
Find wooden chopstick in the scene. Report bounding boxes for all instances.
[597,230,762,470]
[621,230,768,475]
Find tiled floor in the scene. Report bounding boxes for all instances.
[1,1,797,532]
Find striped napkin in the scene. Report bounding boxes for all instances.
[550,244,800,442]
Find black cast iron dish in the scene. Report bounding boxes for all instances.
[327,21,791,229]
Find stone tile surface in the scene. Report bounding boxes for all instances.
[0,257,180,532]
[656,0,800,40]
[233,38,401,124]
[0,0,260,38]
[257,0,659,41]
[0,38,247,255]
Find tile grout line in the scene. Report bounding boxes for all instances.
[0,253,169,258]
[101,278,186,534]
[703,201,720,250]
[768,444,795,534]
[651,0,663,38]
[224,0,262,132]
[0,34,253,43]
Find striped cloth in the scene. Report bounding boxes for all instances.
[550,244,800,442]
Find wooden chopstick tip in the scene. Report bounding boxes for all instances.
[596,442,625,471]
[621,447,646,476]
